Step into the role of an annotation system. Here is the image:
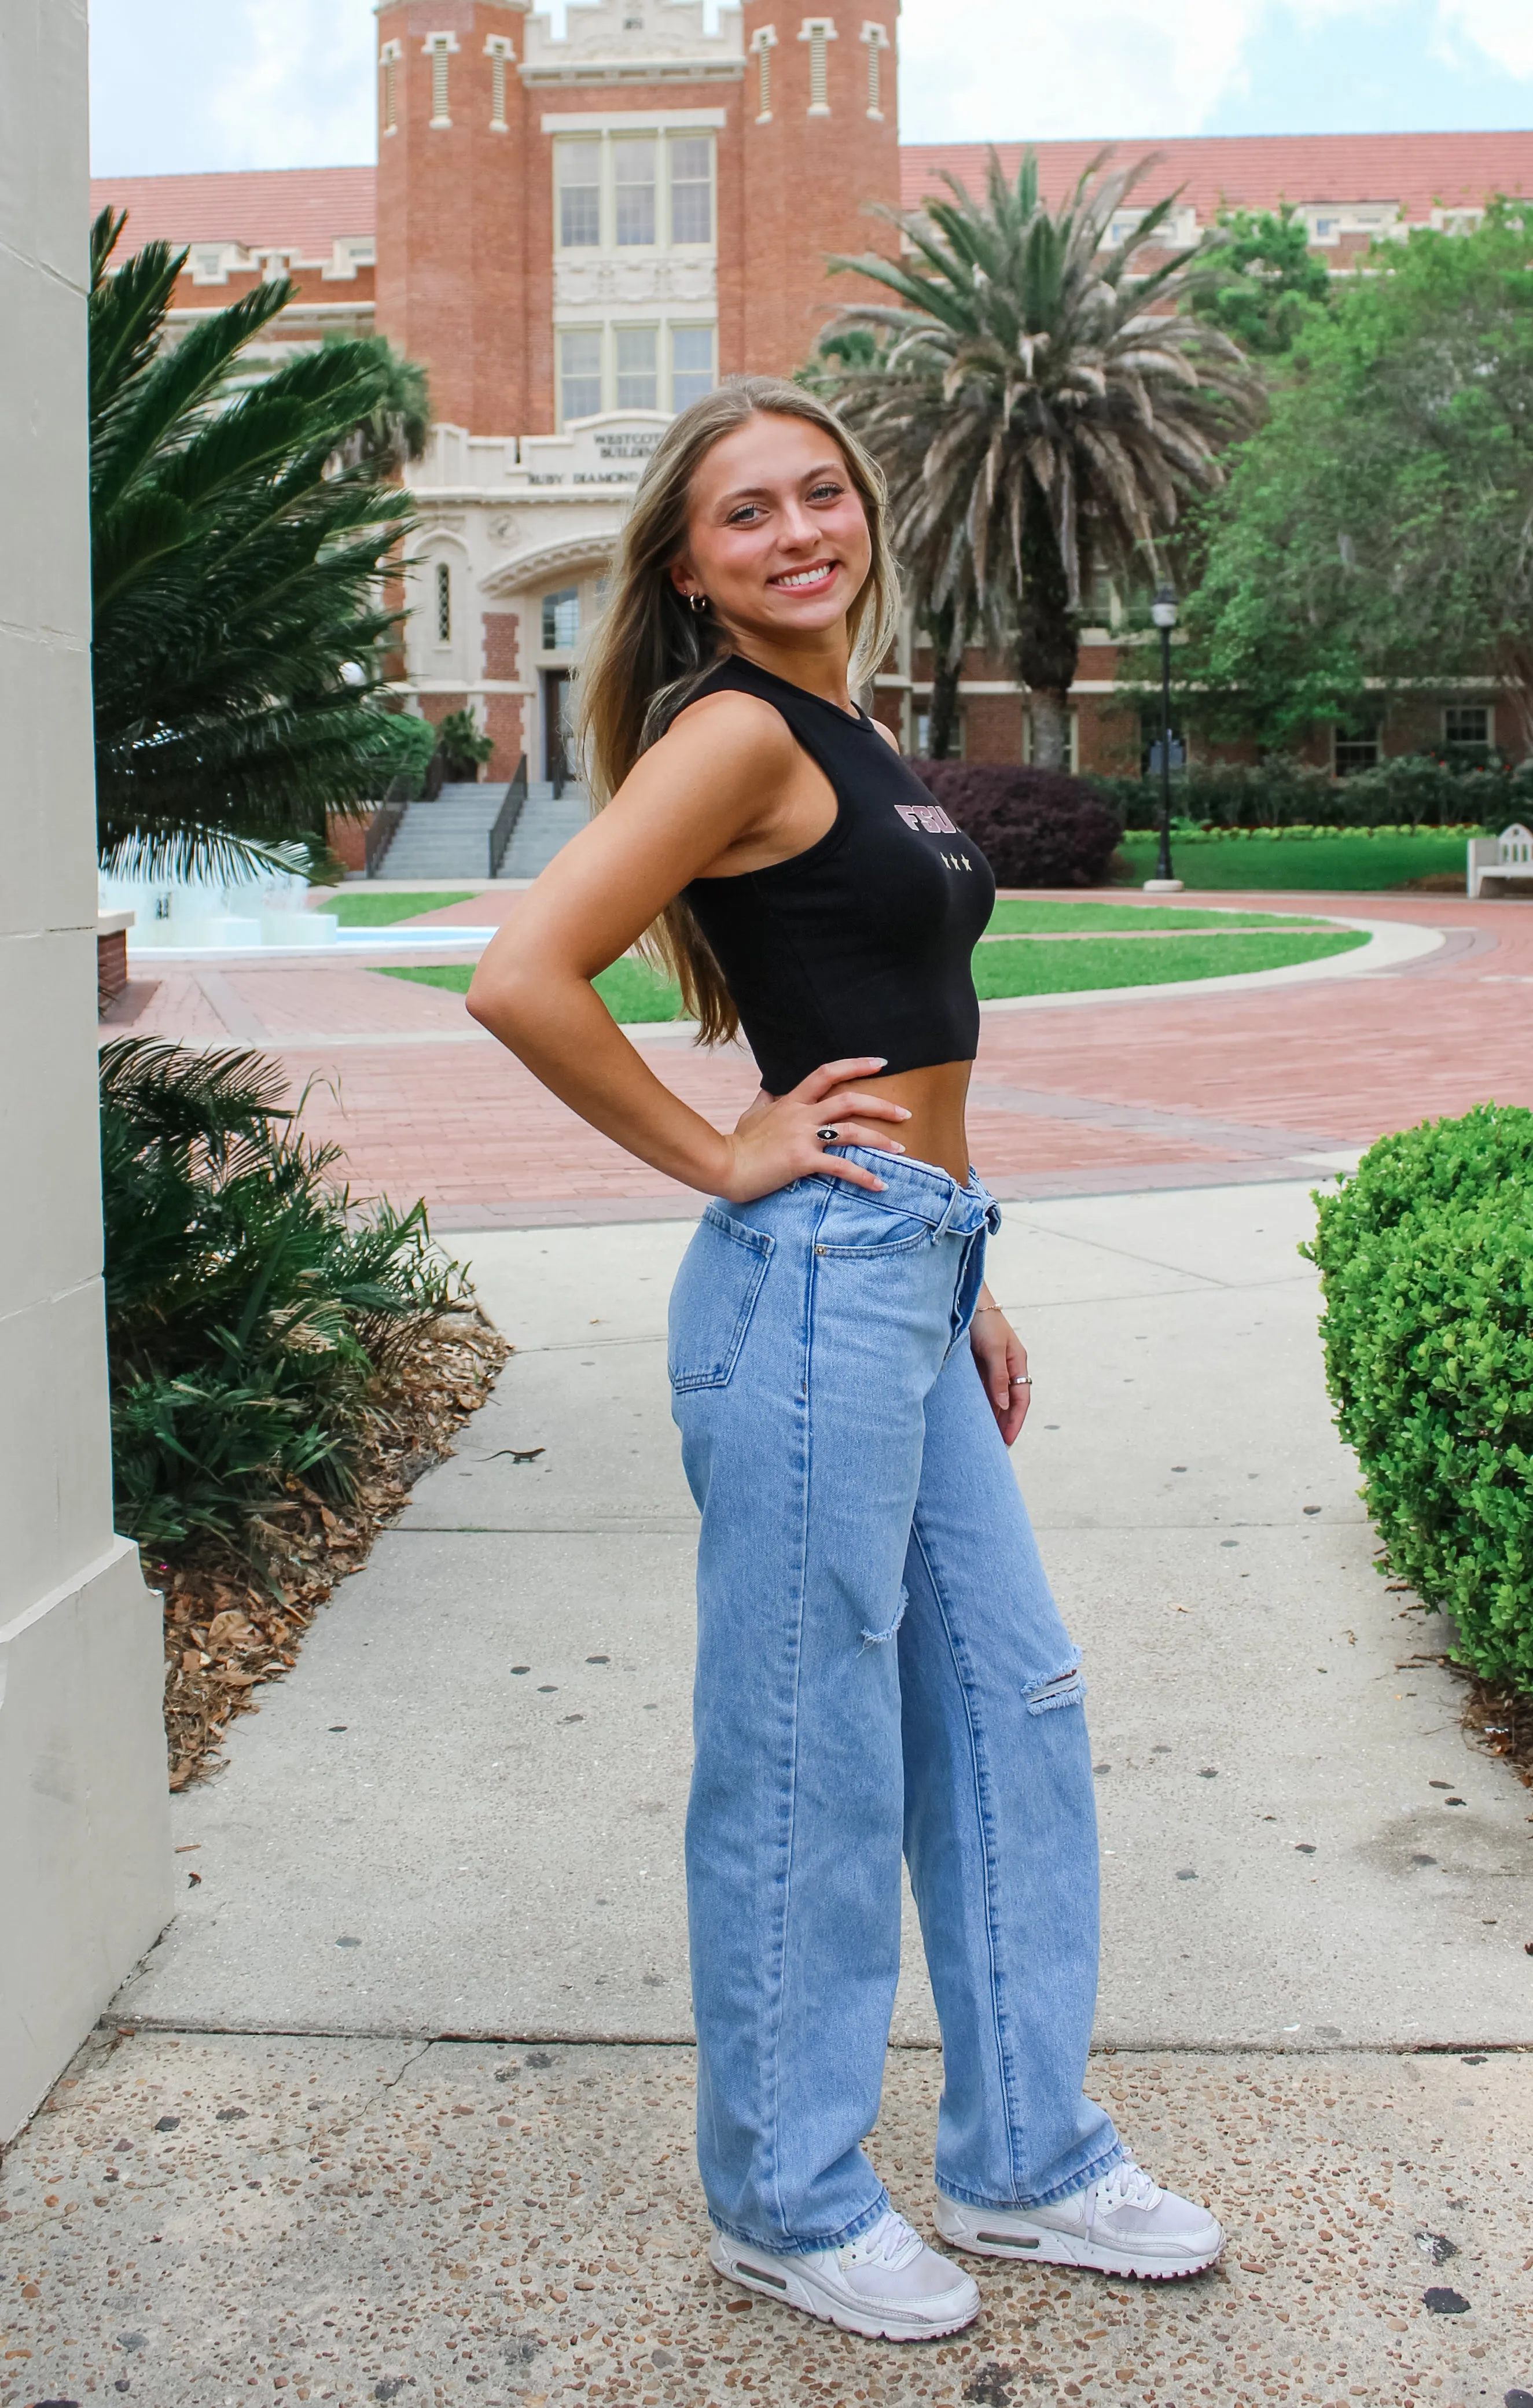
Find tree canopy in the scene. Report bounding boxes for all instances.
[1189,202,1331,357]
[1177,202,1533,752]
[821,149,1264,767]
[91,209,425,881]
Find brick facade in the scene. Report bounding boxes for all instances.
[92,79,1533,783]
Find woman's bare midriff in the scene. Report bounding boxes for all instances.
[876,1059,975,1188]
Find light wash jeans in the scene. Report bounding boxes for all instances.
[668,1148,1121,2255]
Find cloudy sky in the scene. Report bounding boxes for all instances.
[89,0,1533,175]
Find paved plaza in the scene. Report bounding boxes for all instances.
[5,892,1531,2406]
[108,890,1533,1225]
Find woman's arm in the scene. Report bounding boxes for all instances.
[466,697,909,1203]
[970,1288,1031,1447]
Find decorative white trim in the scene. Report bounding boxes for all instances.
[750,23,777,120]
[799,17,836,115]
[859,20,887,119]
[378,38,402,135]
[423,31,460,127]
[541,105,727,132]
[485,34,514,129]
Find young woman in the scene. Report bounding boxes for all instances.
[467,377,1223,2342]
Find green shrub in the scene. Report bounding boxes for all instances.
[1094,754,1530,833]
[435,705,495,782]
[1306,1104,1533,1691]
[102,1038,462,1549]
[369,710,439,801]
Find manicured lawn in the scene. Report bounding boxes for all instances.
[327,890,477,926]
[1114,831,1473,891]
[972,927,1366,997]
[383,957,685,1021]
[386,916,1365,1018]
[986,899,1324,933]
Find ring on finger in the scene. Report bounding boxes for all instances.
[1010,1374,1032,1388]
[815,1125,840,1143]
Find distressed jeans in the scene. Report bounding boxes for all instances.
[668,1148,1121,2255]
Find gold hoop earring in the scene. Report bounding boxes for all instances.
[688,591,708,613]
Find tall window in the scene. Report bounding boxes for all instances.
[616,326,659,409]
[1333,718,1380,776]
[671,326,715,410]
[559,329,602,422]
[426,33,455,127]
[669,137,712,244]
[542,588,580,651]
[380,40,401,135]
[800,18,835,114]
[557,141,601,247]
[752,25,777,119]
[614,139,657,246]
[435,563,452,644]
[486,37,511,131]
[861,21,887,118]
[1443,702,1492,765]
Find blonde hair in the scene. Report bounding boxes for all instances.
[576,375,902,1046]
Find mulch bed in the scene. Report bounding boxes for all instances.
[143,1309,509,1789]
[1458,1670,1533,1792]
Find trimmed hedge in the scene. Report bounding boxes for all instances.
[1094,754,1531,833]
[909,762,1123,888]
[1305,1104,1533,1691]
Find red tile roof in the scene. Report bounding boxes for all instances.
[90,166,376,257]
[89,132,1533,262]
[901,131,1533,222]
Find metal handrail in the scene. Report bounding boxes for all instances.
[488,755,528,878]
[363,798,406,878]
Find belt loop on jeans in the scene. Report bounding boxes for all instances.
[928,1183,965,1244]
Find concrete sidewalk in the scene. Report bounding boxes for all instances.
[3,1178,1531,2408]
[113,1181,1533,2050]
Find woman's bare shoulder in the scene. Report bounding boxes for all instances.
[661,685,797,768]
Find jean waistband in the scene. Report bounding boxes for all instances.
[817,1146,1002,1240]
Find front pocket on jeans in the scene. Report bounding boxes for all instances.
[668,1204,774,1391]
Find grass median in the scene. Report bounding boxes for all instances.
[1114,830,1473,891]
[383,908,1366,1022]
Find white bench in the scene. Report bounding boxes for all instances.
[1467,823,1533,898]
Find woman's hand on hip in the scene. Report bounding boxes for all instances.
[970,1295,1031,1447]
[718,1057,910,1205]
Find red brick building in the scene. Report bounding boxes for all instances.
[93,17,1533,782]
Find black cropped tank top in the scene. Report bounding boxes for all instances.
[679,656,995,1095]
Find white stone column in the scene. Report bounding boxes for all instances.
[0,0,172,2142]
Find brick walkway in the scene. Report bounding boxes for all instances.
[112,893,1533,1225]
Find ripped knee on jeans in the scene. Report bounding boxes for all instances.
[861,1585,909,1648]
[1026,1654,1085,1713]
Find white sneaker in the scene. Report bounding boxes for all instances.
[935,2157,1223,2281]
[709,2207,981,2340]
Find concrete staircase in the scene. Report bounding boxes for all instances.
[499,782,591,879]
[374,783,508,879]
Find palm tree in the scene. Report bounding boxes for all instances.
[91,209,425,879]
[824,150,1265,768]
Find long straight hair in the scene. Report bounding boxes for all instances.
[576,375,902,1045]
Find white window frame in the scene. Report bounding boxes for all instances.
[669,322,716,411]
[552,127,718,254]
[1332,721,1380,778]
[614,322,661,411]
[1443,701,1492,755]
[1023,708,1080,774]
[667,133,715,248]
[557,327,605,426]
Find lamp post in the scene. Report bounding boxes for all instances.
[1146,580,1183,892]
